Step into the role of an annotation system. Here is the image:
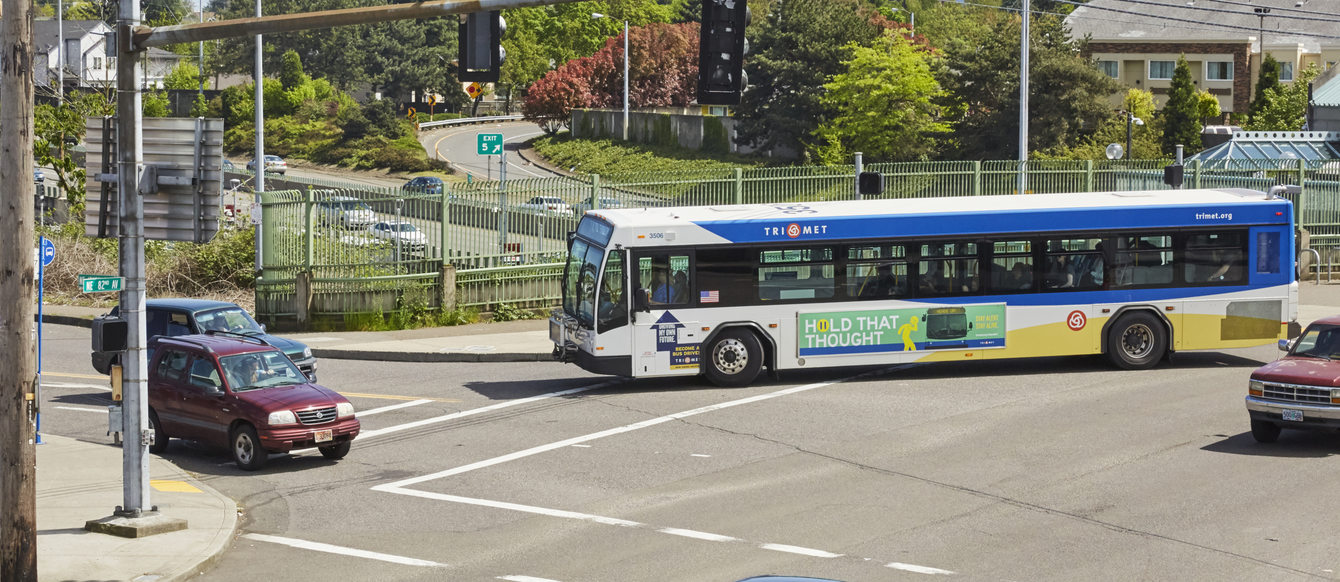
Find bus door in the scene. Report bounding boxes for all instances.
[594,249,633,357]
[631,252,700,376]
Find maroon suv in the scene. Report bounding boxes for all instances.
[147,334,360,470]
[1247,315,1340,443]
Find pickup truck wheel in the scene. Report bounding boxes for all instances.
[1250,419,1281,443]
[1106,312,1167,370]
[231,424,268,471]
[319,441,351,460]
[148,410,169,454]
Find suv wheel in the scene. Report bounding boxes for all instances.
[319,441,351,460]
[231,424,268,471]
[148,409,169,454]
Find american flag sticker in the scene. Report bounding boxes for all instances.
[700,290,720,303]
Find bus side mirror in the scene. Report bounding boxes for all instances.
[634,288,651,312]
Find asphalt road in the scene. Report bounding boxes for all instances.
[35,303,1340,581]
[420,120,562,181]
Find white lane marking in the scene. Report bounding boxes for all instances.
[373,488,642,527]
[376,375,871,491]
[358,399,432,417]
[497,576,563,582]
[690,453,711,458]
[886,562,956,575]
[761,543,844,558]
[41,382,110,391]
[243,533,447,567]
[571,444,592,448]
[55,405,108,414]
[359,381,617,440]
[658,528,739,542]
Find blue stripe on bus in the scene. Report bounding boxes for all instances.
[693,204,1291,244]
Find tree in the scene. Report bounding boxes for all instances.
[521,22,699,133]
[279,50,308,90]
[673,0,701,23]
[812,31,947,163]
[161,61,200,91]
[733,0,882,158]
[1250,54,1280,121]
[1161,54,1201,154]
[938,15,1120,159]
[1247,63,1322,131]
[35,90,114,218]
[524,59,595,134]
[1196,89,1222,126]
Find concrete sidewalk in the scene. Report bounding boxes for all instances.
[36,434,236,582]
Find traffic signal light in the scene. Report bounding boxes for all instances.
[698,0,750,105]
[459,11,505,83]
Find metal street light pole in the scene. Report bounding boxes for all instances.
[1126,112,1144,160]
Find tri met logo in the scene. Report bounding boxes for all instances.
[762,223,830,238]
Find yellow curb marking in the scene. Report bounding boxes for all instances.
[151,480,202,493]
[341,392,460,403]
[44,371,107,380]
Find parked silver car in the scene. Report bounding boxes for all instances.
[319,196,377,229]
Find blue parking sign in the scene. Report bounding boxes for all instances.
[40,237,55,267]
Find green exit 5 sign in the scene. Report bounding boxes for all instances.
[79,275,124,293]
[477,133,503,155]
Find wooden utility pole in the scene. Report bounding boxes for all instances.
[0,0,40,576]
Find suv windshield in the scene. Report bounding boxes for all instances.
[221,351,307,391]
[197,307,263,334]
[1290,324,1340,360]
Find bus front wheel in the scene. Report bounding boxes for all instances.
[704,329,763,387]
[1106,312,1167,370]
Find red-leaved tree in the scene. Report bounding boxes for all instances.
[524,22,700,135]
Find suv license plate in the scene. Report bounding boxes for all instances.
[1282,409,1304,422]
[314,429,333,443]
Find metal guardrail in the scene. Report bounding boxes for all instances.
[417,114,523,131]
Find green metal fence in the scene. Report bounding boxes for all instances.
[255,158,1340,330]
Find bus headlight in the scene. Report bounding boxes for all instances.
[1248,380,1264,397]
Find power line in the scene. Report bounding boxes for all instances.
[1094,0,1340,25]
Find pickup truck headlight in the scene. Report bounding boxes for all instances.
[268,410,297,426]
[1248,380,1265,397]
[336,402,355,419]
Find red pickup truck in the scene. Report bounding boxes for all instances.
[147,333,359,470]
[1246,315,1340,443]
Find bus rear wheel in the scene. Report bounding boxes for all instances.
[704,329,763,387]
[1106,311,1167,370]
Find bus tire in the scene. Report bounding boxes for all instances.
[1106,311,1167,370]
[704,329,763,387]
[1250,420,1281,443]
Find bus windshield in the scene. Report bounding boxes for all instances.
[564,238,602,327]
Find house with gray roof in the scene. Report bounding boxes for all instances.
[1066,0,1340,115]
[34,18,185,92]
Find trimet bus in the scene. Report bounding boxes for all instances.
[550,188,1299,387]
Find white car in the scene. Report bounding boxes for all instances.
[571,197,623,215]
[319,196,377,229]
[246,155,288,175]
[367,221,427,252]
[517,196,570,215]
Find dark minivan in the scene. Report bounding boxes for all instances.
[91,299,316,380]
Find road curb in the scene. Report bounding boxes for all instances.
[39,313,95,328]
[312,348,552,363]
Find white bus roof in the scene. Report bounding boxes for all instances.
[582,189,1290,247]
